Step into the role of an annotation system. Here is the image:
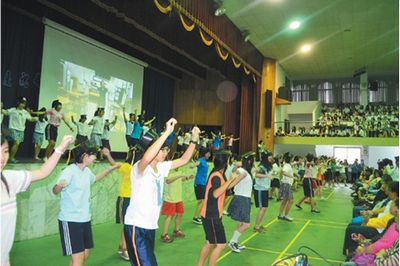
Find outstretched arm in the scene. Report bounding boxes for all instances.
[122,107,127,123]
[31,135,74,182]
[171,126,200,170]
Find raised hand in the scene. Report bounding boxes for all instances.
[165,118,178,135]
[191,126,201,142]
[58,135,74,152]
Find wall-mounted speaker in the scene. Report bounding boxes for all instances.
[265,90,272,128]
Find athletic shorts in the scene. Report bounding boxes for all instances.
[115,197,130,224]
[101,139,110,150]
[125,135,135,147]
[271,178,280,188]
[9,128,24,143]
[32,132,44,145]
[58,220,94,256]
[201,217,226,244]
[161,201,184,216]
[302,178,314,197]
[279,183,293,200]
[75,134,88,146]
[45,124,58,141]
[254,189,269,208]
[194,185,206,200]
[90,133,102,147]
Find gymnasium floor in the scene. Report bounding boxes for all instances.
[10,183,352,266]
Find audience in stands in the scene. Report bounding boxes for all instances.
[275,103,399,137]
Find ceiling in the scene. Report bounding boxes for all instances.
[222,0,399,80]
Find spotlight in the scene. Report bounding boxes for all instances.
[213,0,226,16]
[242,30,251,42]
[214,7,226,16]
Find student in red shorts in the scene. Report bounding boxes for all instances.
[160,172,194,242]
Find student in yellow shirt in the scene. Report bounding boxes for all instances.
[160,171,194,243]
[102,147,134,261]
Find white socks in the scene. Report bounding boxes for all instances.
[230,230,241,243]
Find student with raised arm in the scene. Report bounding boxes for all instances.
[197,150,240,266]
[44,100,74,159]
[2,97,39,163]
[122,107,136,148]
[52,141,120,266]
[71,115,91,146]
[124,118,200,266]
[1,134,74,266]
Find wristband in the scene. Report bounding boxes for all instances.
[54,148,64,155]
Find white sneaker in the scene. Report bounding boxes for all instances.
[237,243,246,250]
[228,242,241,253]
[223,210,229,215]
[284,216,293,222]
[119,250,130,261]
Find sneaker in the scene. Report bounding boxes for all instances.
[228,242,241,253]
[173,229,185,238]
[277,215,285,220]
[283,216,293,222]
[223,210,229,215]
[119,250,130,261]
[192,217,202,225]
[160,234,174,243]
[311,209,321,213]
[295,204,303,210]
[237,243,246,250]
[320,197,326,201]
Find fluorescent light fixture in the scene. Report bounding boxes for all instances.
[289,21,301,30]
[300,44,312,53]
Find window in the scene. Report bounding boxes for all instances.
[291,84,309,102]
[369,81,387,103]
[318,82,333,103]
[342,82,360,103]
[333,147,361,164]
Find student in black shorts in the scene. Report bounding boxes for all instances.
[197,151,239,266]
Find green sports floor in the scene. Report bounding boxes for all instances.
[10,186,352,266]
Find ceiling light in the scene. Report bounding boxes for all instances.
[289,21,301,30]
[214,7,226,16]
[300,44,312,53]
[242,30,251,42]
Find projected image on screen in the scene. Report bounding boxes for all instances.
[39,21,145,151]
[59,61,134,127]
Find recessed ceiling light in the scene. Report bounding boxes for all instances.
[300,44,312,53]
[289,21,301,30]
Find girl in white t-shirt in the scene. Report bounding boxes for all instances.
[71,114,91,145]
[33,108,48,161]
[1,134,73,266]
[278,152,295,221]
[89,108,105,147]
[227,152,255,253]
[2,97,38,163]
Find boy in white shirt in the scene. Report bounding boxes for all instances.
[124,118,200,266]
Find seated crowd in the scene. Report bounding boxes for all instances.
[342,156,399,266]
[275,103,399,137]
